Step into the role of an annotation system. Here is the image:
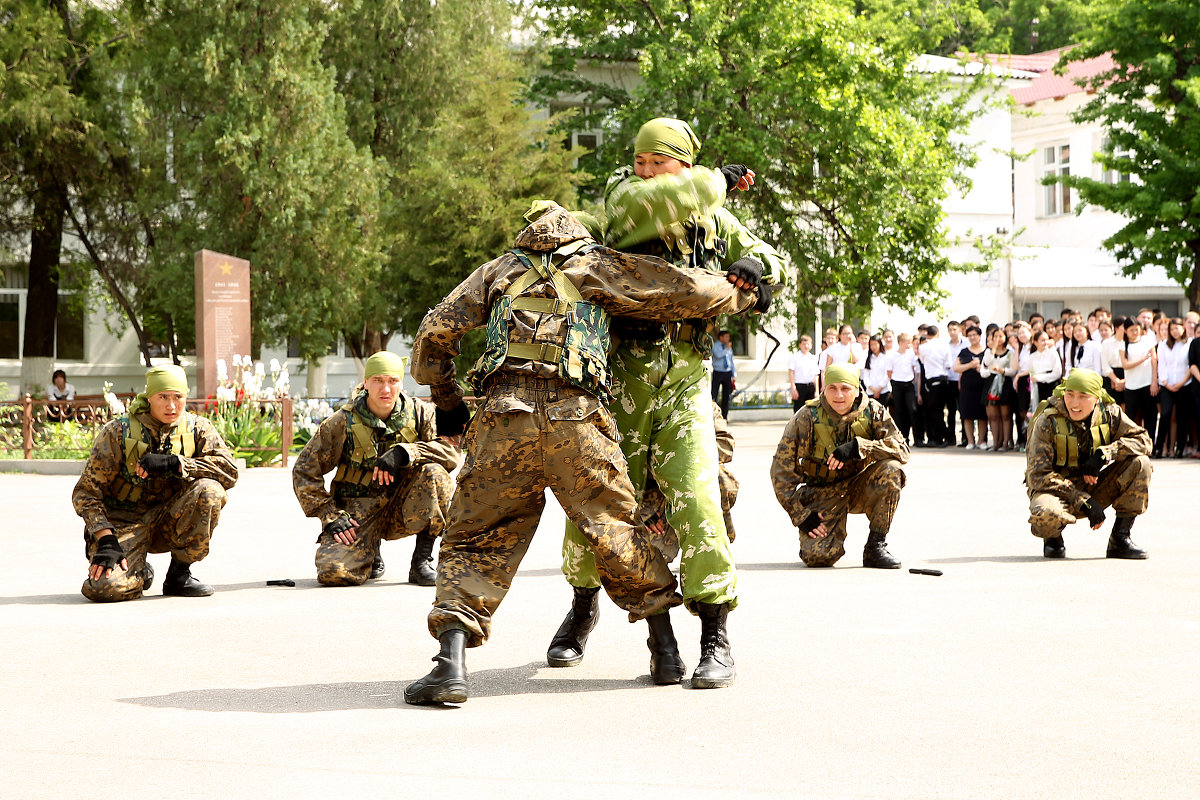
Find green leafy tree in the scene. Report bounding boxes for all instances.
[1058,0,1200,310]
[530,0,987,325]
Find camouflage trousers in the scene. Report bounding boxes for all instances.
[429,376,682,648]
[786,459,906,567]
[639,463,739,562]
[316,462,455,586]
[562,340,737,610]
[1029,455,1152,538]
[81,478,227,602]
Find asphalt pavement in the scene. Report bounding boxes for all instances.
[2,421,1197,799]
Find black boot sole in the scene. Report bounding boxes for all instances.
[691,669,736,689]
[162,582,213,597]
[862,561,901,569]
[1106,550,1148,560]
[650,658,686,685]
[403,679,467,705]
[408,570,435,587]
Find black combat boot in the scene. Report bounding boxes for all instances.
[646,611,686,685]
[863,530,901,569]
[1043,535,1066,559]
[162,556,213,597]
[546,586,601,667]
[408,533,437,586]
[404,629,468,705]
[370,554,386,580]
[691,602,735,689]
[1106,517,1147,559]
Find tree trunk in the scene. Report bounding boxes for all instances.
[1189,240,1200,312]
[20,173,67,394]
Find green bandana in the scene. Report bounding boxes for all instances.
[1054,368,1114,404]
[824,363,859,388]
[363,351,407,381]
[634,118,701,165]
[129,365,190,416]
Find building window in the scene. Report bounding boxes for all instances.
[55,311,85,360]
[1101,136,1132,185]
[1042,144,1071,216]
[0,293,19,359]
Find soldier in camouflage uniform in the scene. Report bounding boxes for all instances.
[770,363,909,569]
[72,365,238,602]
[292,351,460,587]
[402,201,762,705]
[551,118,783,689]
[1025,368,1151,559]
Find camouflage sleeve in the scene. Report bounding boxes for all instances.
[770,411,812,528]
[179,416,238,489]
[292,412,348,523]
[1025,413,1087,509]
[1097,404,1152,462]
[859,401,910,465]
[713,402,734,464]
[71,419,124,536]
[399,397,463,473]
[712,207,789,287]
[603,166,727,250]
[574,248,758,322]
[409,259,495,409]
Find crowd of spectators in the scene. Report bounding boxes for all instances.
[786,307,1200,458]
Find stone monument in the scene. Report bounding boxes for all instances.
[194,250,251,400]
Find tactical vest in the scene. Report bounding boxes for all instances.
[469,243,613,402]
[330,398,419,496]
[1045,404,1112,473]
[799,398,873,485]
[105,413,197,510]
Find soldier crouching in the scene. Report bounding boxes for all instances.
[1025,368,1151,560]
[770,363,909,568]
[292,351,460,587]
[401,201,761,705]
[72,365,238,602]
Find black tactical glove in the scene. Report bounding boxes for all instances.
[798,511,823,534]
[753,282,773,313]
[832,438,860,463]
[323,514,355,537]
[138,453,180,476]
[726,256,764,289]
[719,164,750,192]
[1082,450,1107,478]
[374,445,410,478]
[1081,498,1106,528]
[90,534,125,572]
[436,401,471,438]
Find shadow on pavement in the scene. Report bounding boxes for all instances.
[925,555,1106,564]
[0,592,92,606]
[119,662,651,712]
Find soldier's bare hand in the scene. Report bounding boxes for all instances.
[88,557,127,582]
[334,523,359,546]
[373,466,394,486]
[826,456,845,471]
[810,516,829,539]
[135,463,148,479]
[646,514,667,536]
[1084,474,1098,487]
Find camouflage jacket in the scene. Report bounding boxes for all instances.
[291,391,459,526]
[72,412,238,537]
[410,203,760,410]
[603,166,789,286]
[713,401,734,465]
[1025,397,1150,510]
[770,393,909,527]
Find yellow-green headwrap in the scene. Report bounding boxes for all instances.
[1054,368,1114,404]
[634,118,701,165]
[363,351,407,380]
[129,364,190,416]
[824,363,860,388]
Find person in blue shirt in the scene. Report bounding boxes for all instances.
[711,329,736,418]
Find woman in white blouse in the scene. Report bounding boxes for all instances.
[1120,319,1159,448]
[981,328,1018,451]
[1155,318,1192,457]
[1063,322,1103,377]
[1028,329,1063,412]
[861,335,892,406]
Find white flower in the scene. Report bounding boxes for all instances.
[216,359,228,381]
[255,361,266,377]
[102,382,126,415]
[216,385,237,403]
[269,358,281,374]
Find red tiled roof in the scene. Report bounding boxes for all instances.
[1009,52,1116,104]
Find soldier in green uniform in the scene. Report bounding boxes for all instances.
[550,117,784,689]
[770,363,909,568]
[72,365,238,602]
[1025,368,1151,559]
[292,351,460,586]
[402,201,763,705]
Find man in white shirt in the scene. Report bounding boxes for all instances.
[888,333,920,445]
[918,324,953,447]
[788,335,819,412]
[945,321,967,447]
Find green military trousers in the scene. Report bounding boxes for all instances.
[561,339,738,610]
